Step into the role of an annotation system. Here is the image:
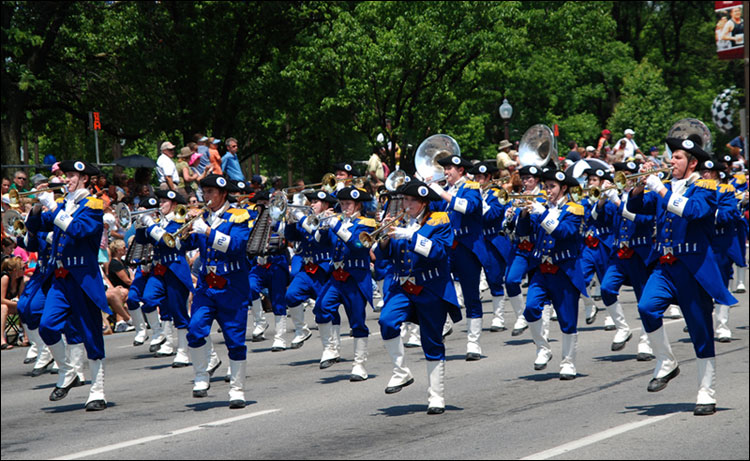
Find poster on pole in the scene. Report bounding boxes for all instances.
[715,1,744,60]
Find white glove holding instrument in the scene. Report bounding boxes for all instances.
[644,174,666,194]
[191,217,209,236]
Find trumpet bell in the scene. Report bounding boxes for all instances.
[517,124,557,168]
[414,134,460,182]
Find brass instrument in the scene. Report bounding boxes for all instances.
[2,209,26,237]
[164,201,213,248]
[664,118,712,159]
[8,184,66,208]
[613,168,672,189]
[300,173,366,195]
[124,237,153,267]
[414,134,461,184]
[569,185,619,202]
[481,176,511,191]
[359,209,409,248]
[497,189,545,206]
[517,124,558,169]
[384,169,409,192]
[115,203,163,229]
[246,203,285,256]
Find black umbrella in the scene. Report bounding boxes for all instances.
[114,155,157,169]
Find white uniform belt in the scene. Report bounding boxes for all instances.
[394,267,442,285]
[332,259,368,270]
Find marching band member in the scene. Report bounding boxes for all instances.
[26,160,109,411]
[598,162,655,358]
[283,190,337,349]
[138,190,194,367]
[314,186,375,380]
[375,180,461,414]
[627,138,738,416]
[429,154,489,361]
[579,167,617,326]
[469,161,513,332]
[503,165,545,337]
[179,174,251,409]
[238,186,269,342]
[519,169,588,379]
[700,155,743,343]
[729,169,747,293]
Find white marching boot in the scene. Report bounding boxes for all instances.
[603,315,616,331]
[130,308,149,346]
[466,317,482,361]
[271,315,287,351]
[48,340,82,401]
[85,359,107,411]
[190,342,211,397]
[250,299,269,341]
[490,295,507,332]
[68,343,86,383]
[479,270,489,292]
[155,320,176,356]
[144,310,165,352]
[647,326,680,392]
[442,318,454,339]
[23,325,38,363]
[453,281,465,309]
[605,302,632,351]
[509,295,528,336]
[383,336,414,394]
[734,265,746,293]
[541,305,552,342]
[228,360,247,409]
[694,357,717,415]
[205,335,222,377]
[332,324,342,357]
[666,305,682,319]
[714,304,732,343]
[350,337,369,381]
[31,337,54,377]
[636,332,655,361]
[559,333,578,380]
[583,296,598,325]
[529,318,552,371]
[318,323,340,369]
[172,328,190,367]
[426,360,446,414]
[288,305,312,349]
[402,322,420,348]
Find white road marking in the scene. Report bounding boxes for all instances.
[52,408,280,460]
[520,414,674,460]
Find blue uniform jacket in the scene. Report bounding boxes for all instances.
[25,195,110,314]
[286,217,333,273]
[138,216,194,292]
[612,193,656,262]
[16,230,52,314]
[482,187,513,263]
[713,183,745,267]
[627,179,737,306]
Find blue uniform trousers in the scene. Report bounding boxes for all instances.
[524,270,580,335]
[451,247,483,318]
[315,278,369,338]
[285,269,328,308]
[580,244,608,286]
[127,270,150,312]
[638,261,715,359]
[600,254,649,307]
[142,270,190,330]
[505,253,532,298]
[251,262,290,316]
[188,285,249,361]
[40,276,105,360]
[17,281,45,330]
[378,288,449,361]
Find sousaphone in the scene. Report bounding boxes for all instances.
[664,118,712,159]
[414,134,461,183]
[517,124,558,168]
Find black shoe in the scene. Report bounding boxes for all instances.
[208,360,222,377]
[193,387,209,398]
[585,310,598,325]
[442,327,453,339]
[319,357,340,369]
[683,325,689,333]
[427,406,445,415]
[49,376,82,401]
[290,341,304,349]
[149,337,167,353]
[23,356,37,364]
[716,337,731,343]
[224,375,230,383]
[271,346,285,352]
[404,342,421,348]
[647,367,680,392]
[385,377,414,394]
[534,362,548,371]
[611,332,633,352]
[490,326,507,332]
[133,335,148,346]
[251,334,265,343]
[511,325,527,337]
[604,325,616,331]
[693,403,716,416]
[636,352,655,362]
[349,374,367,382]
[466,353,481,361]
[560,373,576,381]
[85,400,107,411]
[229,399,246,409]
[30,358,54,377]
[171,361,190,368]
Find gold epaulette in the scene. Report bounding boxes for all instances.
[84,197,103,210]
[227,208,250,224]
[733,173,746,185]
[427,211,450,226]
[718,183,736,194]
[55,197,65,204]
[464,180,480,190]
[357,217,377,228]
[695,179,717,191]
[565,202,584,216]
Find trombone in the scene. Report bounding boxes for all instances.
[8,184,67,208]
[359,209,409,248]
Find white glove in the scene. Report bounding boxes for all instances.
[429,182,445,196]
[528,201,546,215]
[644,174,666,193]
[103,212,116,228]
[191,217,209,235]
[140,214,156,228]
[390,226,417,241]
[38,191,56,211]
[604,188,619,202]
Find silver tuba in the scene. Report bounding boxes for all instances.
[2,209,26,237]
[517,124,557,169]
[664,118,712,160]
[414,134,461,183]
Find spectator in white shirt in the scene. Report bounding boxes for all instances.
[615,129,642,159]
[156,141,180,191]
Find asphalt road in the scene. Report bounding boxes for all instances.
[1,283,748,460]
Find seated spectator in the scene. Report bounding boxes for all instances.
[107,239,134,333]
[1,256,28,349]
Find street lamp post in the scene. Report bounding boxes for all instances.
[499,98,513,141]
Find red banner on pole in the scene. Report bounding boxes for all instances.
[715,1,744,60]
[93,112,101,131]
